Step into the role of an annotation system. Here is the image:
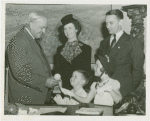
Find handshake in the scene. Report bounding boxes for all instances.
[45,74,61,88]
[45,74,74,97]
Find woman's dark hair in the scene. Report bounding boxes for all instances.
[61,14,82,36]
[106,9,123,20]
[58,25,68,44]
[70,19,81,36]
[75,70,91,86]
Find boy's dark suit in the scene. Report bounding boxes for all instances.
[7,27,52,104]
[99,32,144,96]
[55,41,91,90]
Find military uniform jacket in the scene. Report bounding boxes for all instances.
[7,27,51,104]
[99,32,144,96]
[55,41,91,90]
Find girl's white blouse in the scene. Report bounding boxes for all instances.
[94,79,120,106]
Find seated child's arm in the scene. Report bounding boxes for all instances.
[54,94,67,105]
[104,80,122,104]
[54,94,80,105]
[72,82,97,103]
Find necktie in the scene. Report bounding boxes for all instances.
[111,34,116,48]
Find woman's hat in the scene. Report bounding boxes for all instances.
[61,14,76,26]
[95,54,116,76]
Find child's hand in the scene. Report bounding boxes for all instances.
[59,79,62,88]
[54,73,62,88]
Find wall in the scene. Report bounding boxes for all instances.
[112,4,147,44]
[112,5,131,34]
[5,4,111,64]
[5,4,147,72]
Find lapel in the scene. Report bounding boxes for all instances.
[72,42,83,62]
[109,32,130,57]
[23,27,50,70]
[59,44,72,66]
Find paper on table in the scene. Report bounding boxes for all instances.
[18,108,28,115]
[29,106,67,115]
[75,108,103,115]
[15,103,29,115]
[28,108,39,115]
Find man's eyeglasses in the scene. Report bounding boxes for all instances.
[34,22,48,31]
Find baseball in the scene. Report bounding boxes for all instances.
[54,74,61,80]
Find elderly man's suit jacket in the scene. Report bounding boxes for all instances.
[7,27,51,104]
[99,32,144,96]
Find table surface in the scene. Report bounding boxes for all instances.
[24,103,113,116]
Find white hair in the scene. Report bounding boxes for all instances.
[29,11,47,22]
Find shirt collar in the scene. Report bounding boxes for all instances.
[116,29,123,41]
[25,27,35,40]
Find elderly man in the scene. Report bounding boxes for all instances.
[6,11,59,104]
[98,9,144,97]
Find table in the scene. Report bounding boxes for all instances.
[24,103,113,116]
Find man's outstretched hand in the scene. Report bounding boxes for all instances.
[45,77,59,88]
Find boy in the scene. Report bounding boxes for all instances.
[54,70,91,105]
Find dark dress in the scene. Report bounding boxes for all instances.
[55,41,91,90]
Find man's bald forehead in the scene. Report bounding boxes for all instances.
[29,11,47,23]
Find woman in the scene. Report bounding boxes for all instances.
[55,14,91,90]
[60,54,122,106]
